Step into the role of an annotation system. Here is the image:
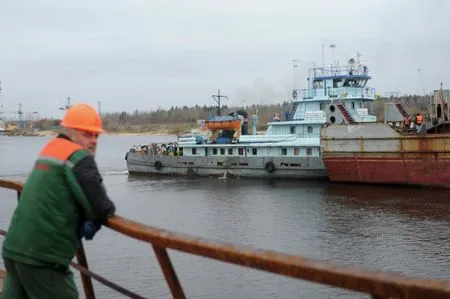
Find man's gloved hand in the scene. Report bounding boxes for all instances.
[79,221,101,241]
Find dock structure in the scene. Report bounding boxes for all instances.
[1,178,450,299]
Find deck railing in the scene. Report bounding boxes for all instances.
[1,178,450,299]
[296,87,376,100]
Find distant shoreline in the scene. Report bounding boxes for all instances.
[35,130,179,137]
[29,123,196,137]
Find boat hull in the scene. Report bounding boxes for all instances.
[321,123,450,188]
[323,154,450,188]
[125,151,328,180]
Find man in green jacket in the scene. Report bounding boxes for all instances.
[2,103,116,299]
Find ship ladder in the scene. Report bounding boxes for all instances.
[395,103,410,118]
[288,102,299,120]
[337,103,356,124]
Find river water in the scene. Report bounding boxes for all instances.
[1,135,449,299]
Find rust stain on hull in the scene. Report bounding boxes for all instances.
[321,123,450,188]
[324,154,450,188]
[399,135,450,153]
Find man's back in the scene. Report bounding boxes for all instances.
[3,135,115,268]
[2,103,115,299]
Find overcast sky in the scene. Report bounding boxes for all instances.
[0,0,448,118]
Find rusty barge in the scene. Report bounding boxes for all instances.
[320,87,450,188]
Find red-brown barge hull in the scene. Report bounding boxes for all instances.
[320,122,450,188]
[323,154,450,188]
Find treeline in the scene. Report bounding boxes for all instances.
[101,94,432,131]
[9,94,433,132]
[100,102,292,132]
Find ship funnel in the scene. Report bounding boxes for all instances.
[251,115,258,135]
[235,110,249,135]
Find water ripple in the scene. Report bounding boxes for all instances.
[1,136,450,298]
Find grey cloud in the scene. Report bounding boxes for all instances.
[0,0,449,118]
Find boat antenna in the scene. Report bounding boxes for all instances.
[330,44,336,67]
[17,103,24,128]
[417,69,429,118]
[292,59,300,89]
[98,100,102,117]
[417,69,426,95]
[58,96,72,111]
[356,52,363,67]
[211,89,228,116]
[321,43,325,69]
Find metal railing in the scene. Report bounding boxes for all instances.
[309,65,370,78]
[297,87,376,100]
[1,178,450,299]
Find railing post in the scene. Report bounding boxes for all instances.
[152,245,186,299]
[76,242,96,299]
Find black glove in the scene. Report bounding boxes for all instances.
[79,220,101,241]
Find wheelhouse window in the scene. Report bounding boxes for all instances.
[281,148,287,156]
[220,148,225,155]
[333,78,343,88]
[307,126,313,133]
[252,148,257,155]
[238,148,244,155]
[313,80,323,89]
[192,148,197,155]
[294,148,300,156]
[290,126,295,134]
[228,148,233,155]
[306,148,312,156]
[320,103,325,110]
[213,148,218,155]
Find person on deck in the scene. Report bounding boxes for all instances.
[273,113,280,121]
[1,103,116,299]
[415,113,423,131]
[404,115,411,132]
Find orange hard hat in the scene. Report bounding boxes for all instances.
[60,103,104,133]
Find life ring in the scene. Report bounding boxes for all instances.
[264,161,275,173]
[154,160,162,170]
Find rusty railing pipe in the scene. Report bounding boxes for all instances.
[2,178,450,299]
[105,215,450,299]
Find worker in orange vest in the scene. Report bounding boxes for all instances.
[415,113,423,131]
[2,103,116,298]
